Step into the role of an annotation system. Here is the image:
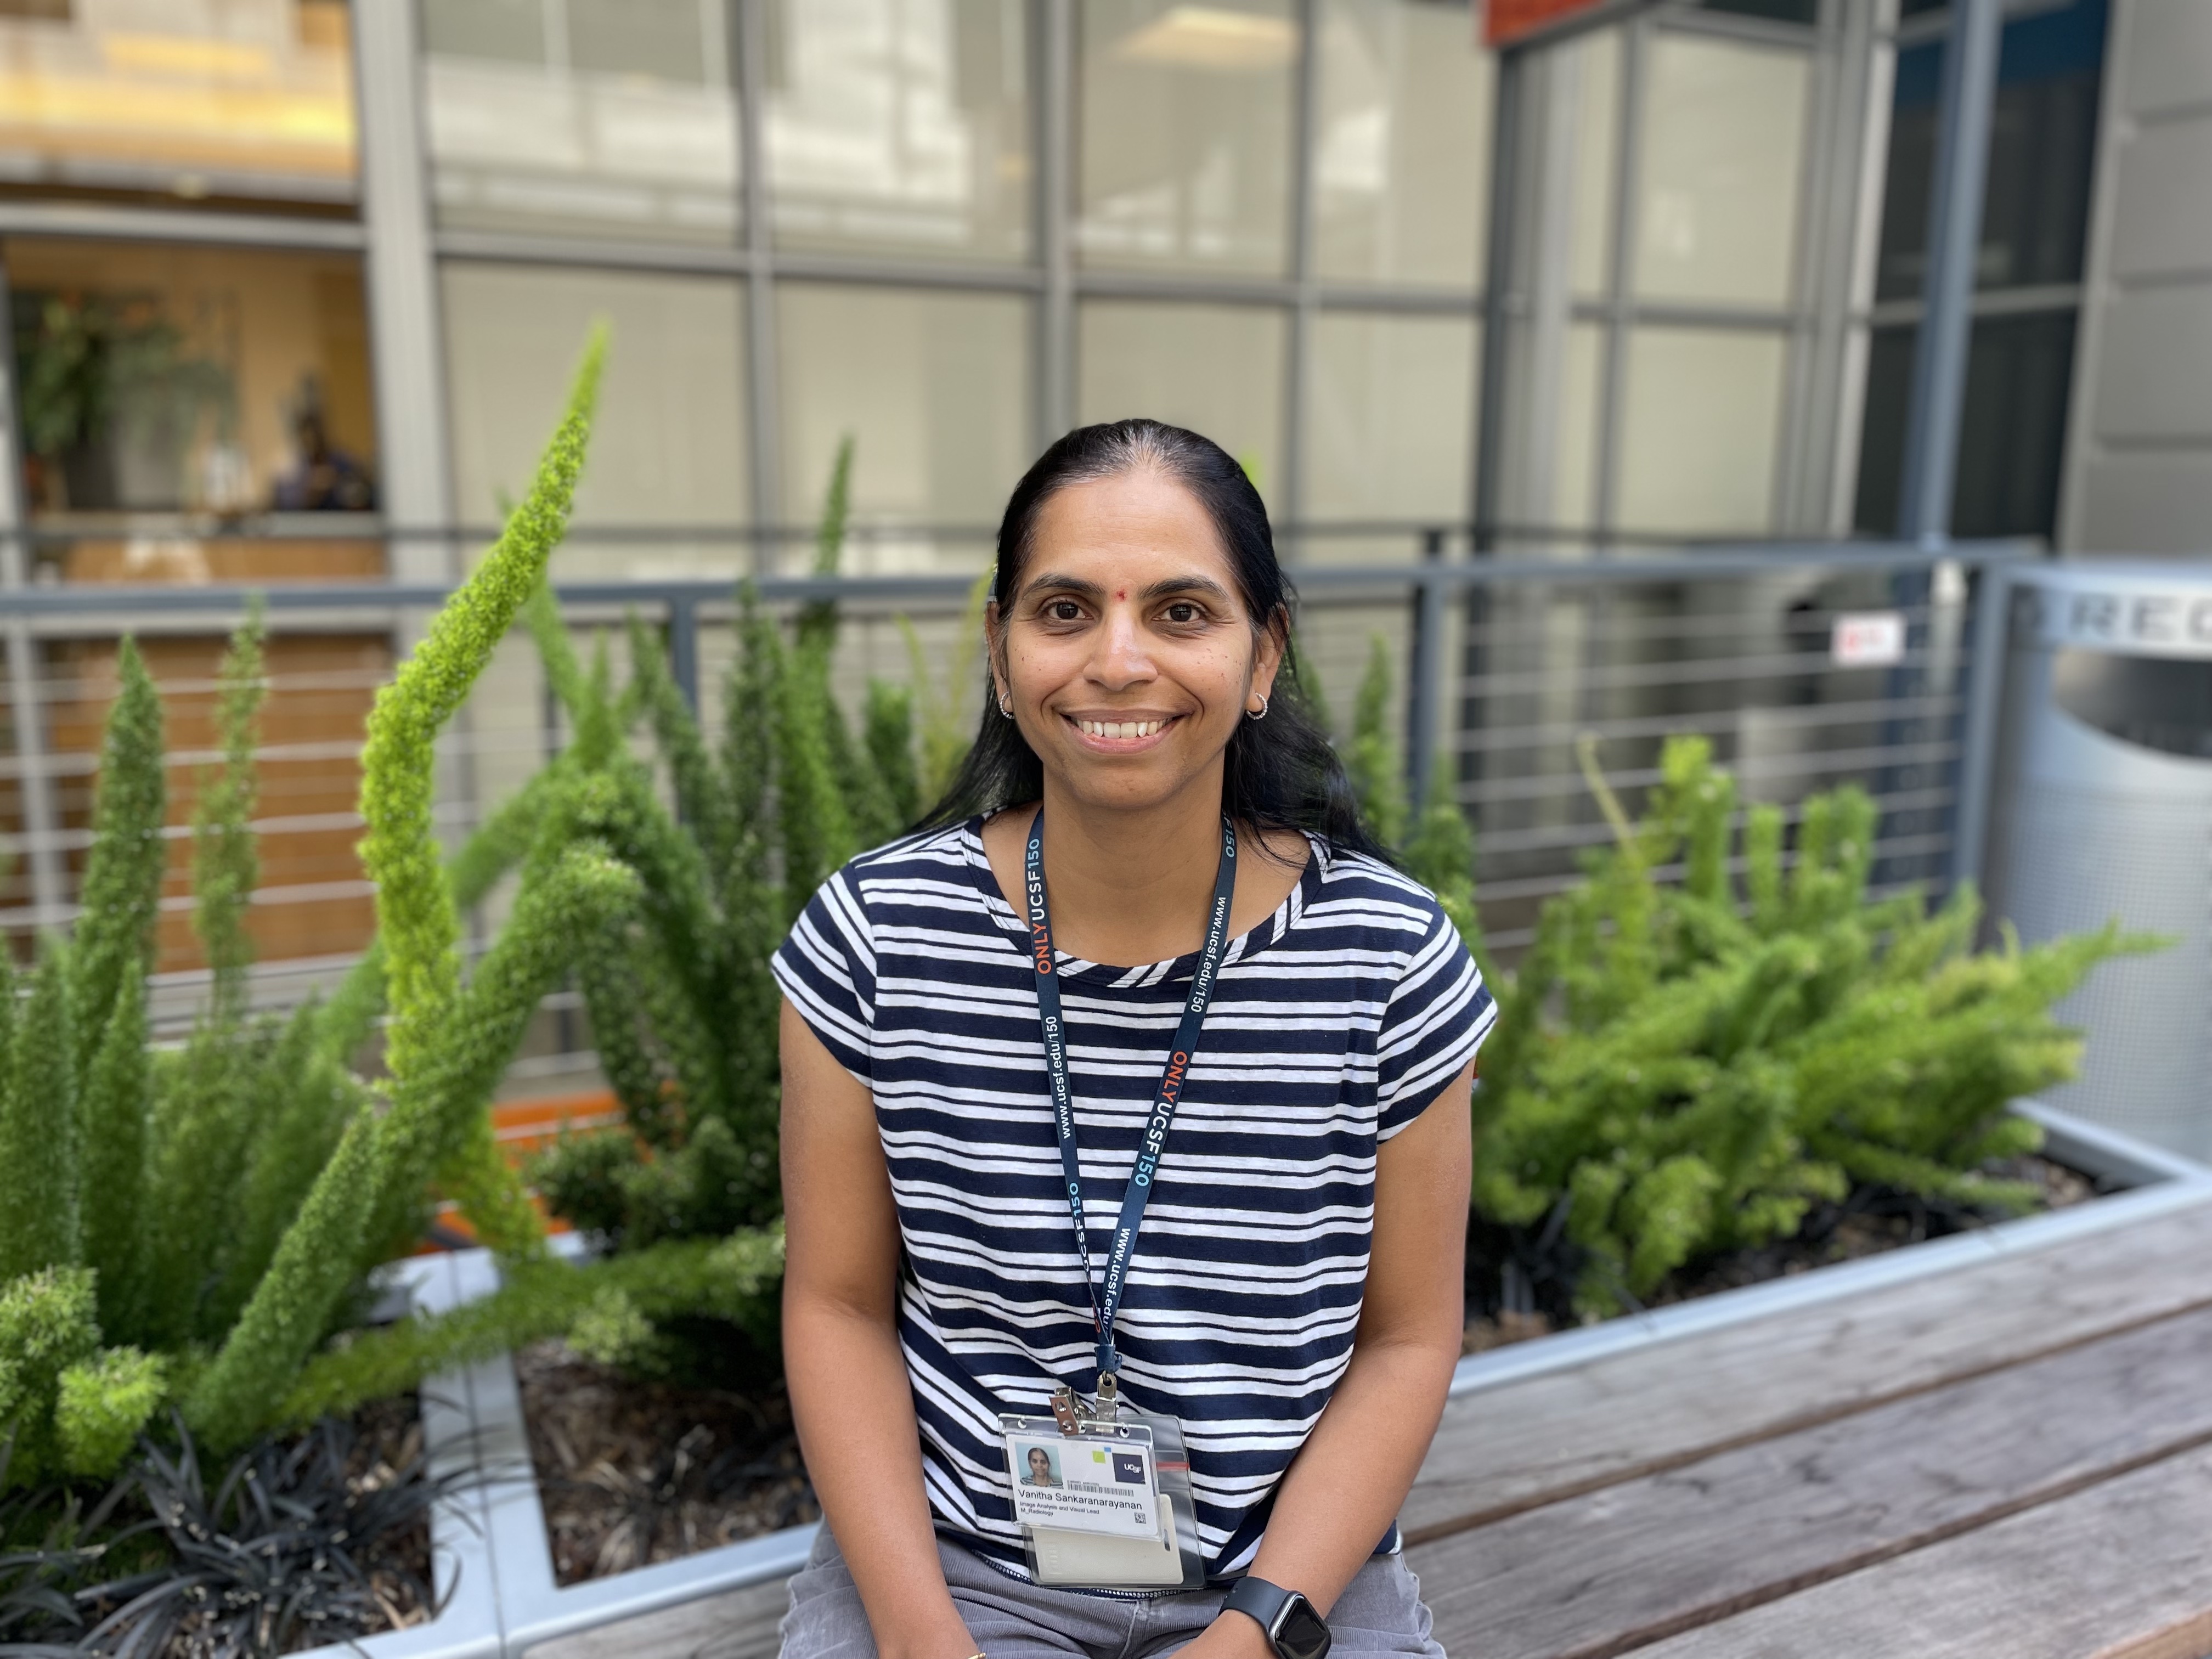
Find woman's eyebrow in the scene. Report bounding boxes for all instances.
[1019,571,1106,600]
[1140,575,1232,602]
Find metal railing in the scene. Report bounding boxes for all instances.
[0,533,2034,1067]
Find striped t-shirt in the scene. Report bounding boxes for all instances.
[771,817,1496,1578]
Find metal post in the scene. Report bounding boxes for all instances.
[0,252,63,927]
[1036,0,1074,450]
[353,0,454,581]
[1469,46,1524,554]
[668,597,702,713]
[1949,557,2013,891]
[1406,528,1447,808]
[1279,0,1321,559]
[736,0,782,567]
[1895,0,2002,548]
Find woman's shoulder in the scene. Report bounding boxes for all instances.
[821,820,992,917]
[1295,842,1462,949]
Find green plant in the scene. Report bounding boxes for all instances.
[1470,735,2160,1316]
[178,327,630,1452]
[523,438,921,1252]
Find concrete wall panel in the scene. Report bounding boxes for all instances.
[2120,0,2212,119]
[2072,451,2212,554]
[2091,284,2212,439]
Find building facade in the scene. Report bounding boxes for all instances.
[0,0,2185,985]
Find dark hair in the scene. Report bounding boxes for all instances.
[919,419,1386,860]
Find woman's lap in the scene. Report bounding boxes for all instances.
[778,1525,1447,1658]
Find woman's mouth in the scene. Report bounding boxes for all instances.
[1065,713,1178,750]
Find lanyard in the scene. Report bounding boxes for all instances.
[1025,806,1238,1389]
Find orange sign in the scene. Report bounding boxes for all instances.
[1485,0,1617,48]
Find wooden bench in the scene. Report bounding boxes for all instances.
[524,1191,2212,1659]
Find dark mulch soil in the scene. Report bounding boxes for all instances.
[514,1341,819,1586]
[1462,1153,2112,1355]
[338,1393,438,1639]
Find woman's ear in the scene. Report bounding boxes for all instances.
[1250,603,1289,702]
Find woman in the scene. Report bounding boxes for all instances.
[774,420,1494,1658]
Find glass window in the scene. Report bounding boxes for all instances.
[1077,300,1286,508]
[1615,327,1786,534]
[1631,33,1807,308]
[1077,1,1296,275]
[1503,320,1603,538]
[421,0,741,246]
[5,239,379,582]
[441,263,748,575]
[1874,0,2107,303]
[1304,311,1474,522]
[1852,312,2076,540]
[0,1,356,211]
[776,283,1028,564]
[1568,27,1621,300]
[1314,0,1490,289]
[764,0,1030,263]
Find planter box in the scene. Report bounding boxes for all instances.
[337,1099,2211,1659]
[292,1252,506,1659]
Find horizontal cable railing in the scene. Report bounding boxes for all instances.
[0,531,2035,1091]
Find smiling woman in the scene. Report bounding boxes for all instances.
[771,419,1494,1659]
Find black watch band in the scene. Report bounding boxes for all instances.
[1221,1575,1332,1659]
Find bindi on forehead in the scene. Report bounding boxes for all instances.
[1115,588,1127,600]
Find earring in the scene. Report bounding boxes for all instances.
[997,691,1013,718]
[1245,695,1269,721]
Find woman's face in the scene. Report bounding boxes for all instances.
[990,466,1282,817]
[1028,1448,1052,1480]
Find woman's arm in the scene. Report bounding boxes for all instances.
[780,1000,978,1659]
[1186,1060,1476,1657]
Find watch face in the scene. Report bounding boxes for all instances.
[1277,1597,1331,1659]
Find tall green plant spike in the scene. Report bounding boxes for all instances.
[796,434,854,654]
[362,326,604,1096]
[192,603,266,1004]
[625,612,735,871]
[0,941,78,1282]
[184,1105,378,1451]
[1346,636,1408,849]
[68,638,164,1079]
[78,955,150,1336]
[524,577,591,729]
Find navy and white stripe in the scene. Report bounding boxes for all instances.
[772,818,1496,1579]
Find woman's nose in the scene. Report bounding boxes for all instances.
[1088,606,1154,686]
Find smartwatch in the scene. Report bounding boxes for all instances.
[1221,1575,1331,1659]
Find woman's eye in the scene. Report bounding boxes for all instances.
[1046,599,1084,622]
[1165,602,1201,624]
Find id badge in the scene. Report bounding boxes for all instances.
[1000,1409,1205,1590]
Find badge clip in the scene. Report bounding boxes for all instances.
[1049,1384,1083,1435]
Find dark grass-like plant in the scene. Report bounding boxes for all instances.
[69,1408,461,1659]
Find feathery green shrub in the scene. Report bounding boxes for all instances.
[525,439,920,1261]
[1469,735,2159,1316]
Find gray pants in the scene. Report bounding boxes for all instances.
[778,1525,1447,1658]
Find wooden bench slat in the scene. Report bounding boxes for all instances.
[1403,1195,2212,1536]
[518,1575,792,1659]
[1615,1443,2212,1659]
[1411,1301,2212,1659]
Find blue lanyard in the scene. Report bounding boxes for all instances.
[1025,807,1238,1388]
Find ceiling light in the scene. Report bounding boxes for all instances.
[1115,7,1299,72]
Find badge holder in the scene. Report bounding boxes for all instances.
[1000,1378,1204,1591]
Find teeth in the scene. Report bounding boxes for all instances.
[1079,719,1164,740]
